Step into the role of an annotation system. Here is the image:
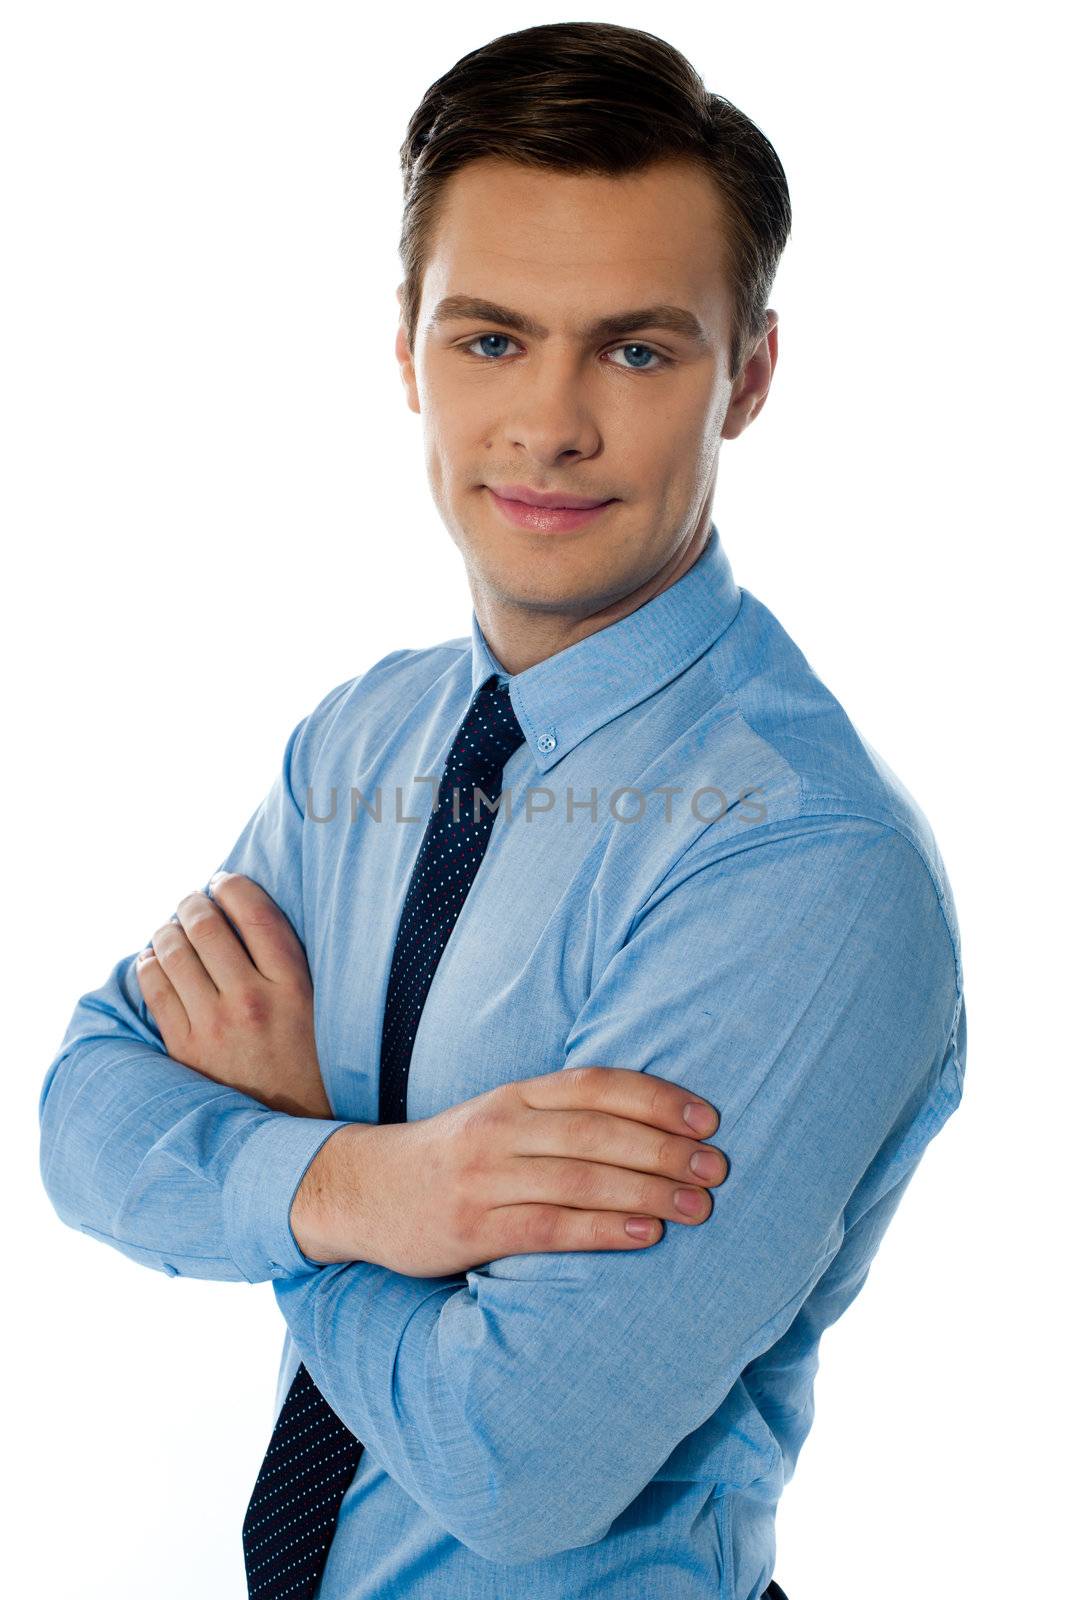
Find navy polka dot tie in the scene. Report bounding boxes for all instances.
[242,674,526,1598]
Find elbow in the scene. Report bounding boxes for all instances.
[38,1085,69,1220]
[453,1517,598,1567]
[409,1384,621,1564]
[38,1055,92,1231]
[38,1038,88,1207]
[439,1465,608,1566]
[450,1516,588,1568]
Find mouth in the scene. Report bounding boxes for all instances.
[484,486,618,535]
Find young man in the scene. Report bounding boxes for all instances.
[38,22,965,1600]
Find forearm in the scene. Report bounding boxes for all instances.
[39,955,350,1282]
[270,1240,735,1567]
[274,1115,685,1564]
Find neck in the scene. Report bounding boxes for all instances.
[473,524,711,677]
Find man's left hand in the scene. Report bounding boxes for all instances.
[135,871,333,1120]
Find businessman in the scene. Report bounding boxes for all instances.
[39,21,966,1600]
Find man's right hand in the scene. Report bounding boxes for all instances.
[290,1065,729,1277]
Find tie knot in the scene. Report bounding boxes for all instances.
[444,674,526,786]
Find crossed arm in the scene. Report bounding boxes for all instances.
[39,721,963,1561]
[257,819,961,1561]
[37,708,353,1283]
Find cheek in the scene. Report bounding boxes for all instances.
[652,406,715,487]
[421,391,483,472]
[419,419,451,490]
[615,426,684,509]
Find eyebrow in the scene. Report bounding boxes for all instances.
[426,294,711,349]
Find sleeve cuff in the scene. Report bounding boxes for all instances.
[222,1112,352,1282]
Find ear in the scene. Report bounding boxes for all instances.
[395,284,420,415]
[720,310,779,441]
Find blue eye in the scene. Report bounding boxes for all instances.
[606,343,665,370]
[457,335,672,371]
[464,333,517,360]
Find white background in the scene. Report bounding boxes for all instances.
[3,3,1060,1595]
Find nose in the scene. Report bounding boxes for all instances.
[500,356,603,468]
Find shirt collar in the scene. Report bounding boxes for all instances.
[469,521,742,774]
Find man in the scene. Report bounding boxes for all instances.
[38,21,965,1600]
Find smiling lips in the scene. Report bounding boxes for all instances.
[485,483,618,533]
[488,483,614,509]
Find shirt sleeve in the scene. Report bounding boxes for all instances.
[37,680,358,1284]
[270,813,965,1563]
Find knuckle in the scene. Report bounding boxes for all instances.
[451,1113,498,1184]
[526,1205,565,1252]
[646,1076,671,1120]
[463,1100,506,1143]
[241,904,278,931]
[581,1212,604,1250]
[588,1213,617,1250]
[568,1063,610,1100]
[653,1131,676,1171]
[507,1205,536,1249]
[232,986,271,1028]
[563,1110,598,1154]
[561,1160,599,1205]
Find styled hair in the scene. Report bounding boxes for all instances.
[398,21,792,381]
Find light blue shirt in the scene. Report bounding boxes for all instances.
[39,523,966,1599]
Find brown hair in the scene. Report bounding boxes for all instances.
[398,21,792,382]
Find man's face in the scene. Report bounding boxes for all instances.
[395,155,775,626]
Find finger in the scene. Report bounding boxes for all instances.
[516,1107,729,1189]
[148,916,219,1014]
[490,1204,664,1257]
[521,1064,720,1140]
[174,889,261,992]
[506,1153,713,1225]
[206,872,310,986]
[135,944,191,1051]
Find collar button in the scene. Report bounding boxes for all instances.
[536,733,557,754]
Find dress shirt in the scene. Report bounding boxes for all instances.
[39,521,966,1599]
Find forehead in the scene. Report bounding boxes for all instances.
[421,156,731,329]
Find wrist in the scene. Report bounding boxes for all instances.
[290,1121,377,1265]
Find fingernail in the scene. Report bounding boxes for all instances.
[690,1149,722,1181]
[683,1101,715,1136]
[208,871,227,890]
